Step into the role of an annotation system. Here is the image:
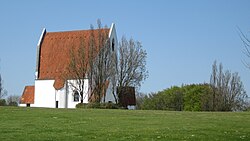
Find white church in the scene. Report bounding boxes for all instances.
[20,23,118,108]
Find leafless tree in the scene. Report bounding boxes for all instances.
[238,27,250,69]
[116,36,148,102]
[6,95,20,106]
[66,39,88,103]
[67,20,147,104]
[135,92,146,109]
[0,74,7,99]
[210,61,247,111]
[88,19,115,103]
[210,61,217,110]
[66,19,115,103]
[210,61,224,110]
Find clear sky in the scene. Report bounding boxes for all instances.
[0,0,250,97]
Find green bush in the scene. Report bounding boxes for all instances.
[100,103,119,109]
[76,102,120,109]
[183,85,202,111]
[88,103,101,108]
[75,103,87,108]
[8,101,18,106]
[0,99,7,106]
[75,103,101,109]
[141,86,184,111]
[140,84,213,111]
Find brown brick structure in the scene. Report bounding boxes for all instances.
[118,86,136,108]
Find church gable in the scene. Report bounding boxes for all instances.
[20,23,118,108]
[37,29,110,90]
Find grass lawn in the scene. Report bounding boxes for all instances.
[0,107,249,141]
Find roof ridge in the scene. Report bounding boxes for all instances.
[25,85,34,87]
[47,28,110,34]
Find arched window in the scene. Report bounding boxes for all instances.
[73,91,79,102]
[112,38,115,52]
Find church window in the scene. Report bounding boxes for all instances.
[112,38,115,51]
[73,91,79,102]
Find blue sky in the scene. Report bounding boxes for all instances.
[0,0,250,96]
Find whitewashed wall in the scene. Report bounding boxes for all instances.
[33,79,89,108]
[101,83,116,103]
[102,23,118,103]
[66,79,89,108]
[56,87,67,108]
[19,104,26,107]
[108,23,118,52]
[19,104,35,107]
[33,78,117,108]
[34,80,56,108]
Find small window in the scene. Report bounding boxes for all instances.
[26,103,30,107]
[73,91,79,102]
[112,38,115,51]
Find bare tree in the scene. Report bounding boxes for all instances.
[210,61,247,111]
[66,39,88,103]
[210,61,217,110]
[135,92,147,109]
[88,19,115,103]
[210,61,224,111]
[116,36,148,102]
[6,95,20,106]
[0,74,7,99]
[238,27,250,69]
[66,19,115,103]
[67,20,147,104]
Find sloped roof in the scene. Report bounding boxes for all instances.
[37,28,110,90]
[20,86,35,104]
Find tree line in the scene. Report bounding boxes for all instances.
[0,74,19,106]
[137,61,248,111]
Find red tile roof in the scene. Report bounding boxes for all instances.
[20,86,35,104]
[38,29,110,90]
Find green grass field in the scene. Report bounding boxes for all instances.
[0,107,249,141]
